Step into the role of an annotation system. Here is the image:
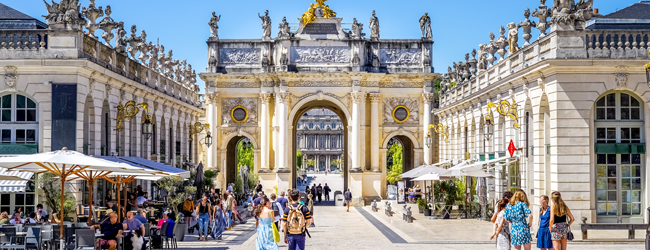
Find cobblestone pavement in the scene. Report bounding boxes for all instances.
[174,204,644,250]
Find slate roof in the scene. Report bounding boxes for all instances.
[603,1,650,19]
[0,3,47,29]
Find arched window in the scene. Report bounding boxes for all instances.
[0,93,38,151]
[594,92,645,222]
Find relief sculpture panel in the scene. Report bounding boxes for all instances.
[380,48,422,65]
[221,98,258,125]
[219,48,261,64]
[292,46,350,64]
[382,97,419,125]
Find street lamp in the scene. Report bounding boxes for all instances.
[483,116,494,141]
[425,132,433,148]
[141,115,153,140]
[203,132,212,148]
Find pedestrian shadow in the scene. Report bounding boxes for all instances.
[314,200,336,206]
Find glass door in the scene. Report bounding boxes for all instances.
[596,153,643,223]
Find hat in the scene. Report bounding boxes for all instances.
[105,209,113,214]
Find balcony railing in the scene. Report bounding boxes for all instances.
[0,144,38,155]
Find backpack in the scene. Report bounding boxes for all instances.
[287,205,306,235]
[271,201,280,217]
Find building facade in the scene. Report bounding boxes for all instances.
[434,1,650,224]
[296,109,344,173]
[200,1,438,204]
[0,1,203,211]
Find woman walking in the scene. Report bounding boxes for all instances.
[255,197,278,250]
[504,189,533,250]
[490,192,512,250]
[195,194,212,241]
[211,198,225,240]
[550,191,574,250]
[537,195,553,250]
[307,193,315,227]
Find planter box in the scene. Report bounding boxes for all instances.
[424,209,432,217]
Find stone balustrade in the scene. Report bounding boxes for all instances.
[0,30,49,59]
[585,31,650,59]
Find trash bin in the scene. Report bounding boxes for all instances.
[335,194,344,207]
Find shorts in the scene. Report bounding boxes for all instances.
[100,239,116,247]
[183,211,192,217]
[551,222,569,241]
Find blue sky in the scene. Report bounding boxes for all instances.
[6,0,641,93]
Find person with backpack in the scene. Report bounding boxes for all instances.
[323,184,331,201]
[315,184,323,204]
[283,189,312,250]
[269,193,282,230]
[344,189,352,212]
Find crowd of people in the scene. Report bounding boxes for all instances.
[491,190,575,250]
[304,183,331,203]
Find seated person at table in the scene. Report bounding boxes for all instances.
[24,213,37,224]
[123,211,145,250]
[36,204,48,220]
[107,200,119,214]
[9,212,23,224]
[156,212,166,227]
[93,212,123,250]
[50,212,61,224]
[163,212,175,236]
[35,211,46,223]
[0,212,9,224]
[134,208,147,224]
[137,193,152,207]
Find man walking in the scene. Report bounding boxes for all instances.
[225,190,235,230]
[323,184,331,201]
[315,184,323,204]
[277,191,289,209]
[283,189,312,250]
[344,189,352,212]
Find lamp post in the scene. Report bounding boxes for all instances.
[483,116,494,141]
[141,116,153,140]
[116,101,153,140]
[189,122,212,148]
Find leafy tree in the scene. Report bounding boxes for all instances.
[296,150,303,172]
[306,159,316,170]
[330,159,342,170]
[236,140,254,171]
[386,143,403,184]
[203,170,217,190]
[36,173,76,220]
[155,176,196,214]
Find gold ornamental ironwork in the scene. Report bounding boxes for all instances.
[427,123,449,143]
[301,0,337,26]
[485,99,520,129]
[116,101,153,132]
[189,122,211,142]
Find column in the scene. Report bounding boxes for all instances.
[206,93,217,168]
[276,92,288,171]
[422,93,434,165]
[260,93,272,172]
[350,92,363,172]
[369,93,380,172]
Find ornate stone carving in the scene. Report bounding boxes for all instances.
[216,80,261,88]
[259,10,272,41]
[104,83,111,99]
[205,93,218,104]
[519,9,536,46]
[550,0,596,26]
[277,92,289,104]
[292,47,350,64]
[349,18,364,39]
[42,0,86,30]
[82,0,103,38]
[97,6,117,47]
[221,98,258,125]
[125,25,143,59]
[288,92,350,111]
[477,44,488,70]
[419,12,432,40]
[280,48,289,65]
[369,10,380,41]
[3,66,17,90]
[486,32,497,65]
[615,66,629,89]
[351,92,364,104]
[287,80,351,87]
[260,93,272,104]
[422,92,434,102]
[208,12,221,40]
[277,17,292,39]
[369,93,380,102]
[219,48,261,64]
[496,26,508,60]
[507,22,519,55]
[383,97,420,124]
[380,49,422,65]
[113,21,126,53]
[532,0,550,37]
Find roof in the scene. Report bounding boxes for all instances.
[603,1,650,19]
[0,3,47,29]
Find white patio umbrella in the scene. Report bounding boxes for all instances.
[0,174,28,181]
[0,148,153,248]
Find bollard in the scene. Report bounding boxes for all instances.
[646,207,650,250]
[371,200,378,212]
[385,202,393,216]
[406,207,413,223]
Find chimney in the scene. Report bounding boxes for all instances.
[594,8,599,14]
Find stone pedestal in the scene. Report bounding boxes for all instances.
[362,172,382,202]
[349,172,364,206]
[258,172,277,195]
[275,171,291,193]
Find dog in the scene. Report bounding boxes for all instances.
[131,229,144,250]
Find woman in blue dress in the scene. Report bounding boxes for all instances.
[537,195,553,250]
[504,189,533,250]
[255,197,278,250]
[211,198,225,240]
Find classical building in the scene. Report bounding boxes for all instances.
[434,1,650,224]
[200,1,438,203]
[296,109,344,173]
[0,1,202,212]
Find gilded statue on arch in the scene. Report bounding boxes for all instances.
[301,0,337,26]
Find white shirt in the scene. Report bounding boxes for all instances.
[38,208,48,218]
[10,218,23,224]
[137,196,148,205]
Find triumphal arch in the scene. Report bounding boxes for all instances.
[200,0,439,203]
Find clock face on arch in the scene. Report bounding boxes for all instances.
[231,106,248,123]
[392,106,410,123]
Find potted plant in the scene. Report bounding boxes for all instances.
[424,203,432,216]
[416,198,426,213]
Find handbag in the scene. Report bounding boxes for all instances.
[567,226,574,241]
[272,221,281,242]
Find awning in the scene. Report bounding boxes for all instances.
[448,156,515,177]
[400,160,450,178]
[0,168,34,193]
[96,156,190,179]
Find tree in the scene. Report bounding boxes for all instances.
[330,159,342,170]
[36,172,75,220]
[236,140,254,172]
[155,176,196,214]
[386,143,403,184]
[296,150,304,172]
[306,159,316,170]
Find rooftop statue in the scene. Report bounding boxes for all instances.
[259,10,272,41]
[419,12,432,40]
[369,10,380,41]
[278,17,292,39]
[349,18,364,39]
[507,22,519,54]
[43,0,87,30]
[301,0,337,26]
[209,12,221,39]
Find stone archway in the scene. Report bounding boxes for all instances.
[289,98,350,192]
[382,130,420,192]
[221,130,260,191]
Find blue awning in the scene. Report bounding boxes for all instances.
[96,156,190,179]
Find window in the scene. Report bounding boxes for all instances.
[332,123,336,129]
[309,123,314,129]
[320,123,325,129]
[0,174,36,214]
[0,94,38,148]
[594,92,645,223]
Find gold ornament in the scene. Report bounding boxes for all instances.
[301,0,337,26]
[189,122,211,142]
[486,99,520,129]
[427,123,449,143]
[116,101,153,132]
